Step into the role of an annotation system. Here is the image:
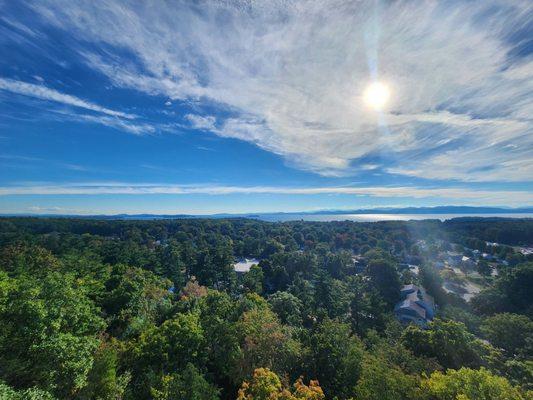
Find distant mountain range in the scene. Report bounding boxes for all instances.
[306,206,533,215]
[2,205,533,220]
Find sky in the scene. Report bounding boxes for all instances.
[0,0,532,215]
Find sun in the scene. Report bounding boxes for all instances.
[363,82,391,110]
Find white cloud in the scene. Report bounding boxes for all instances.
[0,182,531,206]
[75,114,156,135]
[0,77,136,119]
[25,205,89,214]
[28,206,64,212]
[185,114,217,131]
[0,77,175,134]
[25,0,533,181]
[0,15,40,38]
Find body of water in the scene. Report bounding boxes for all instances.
[256,213,533,222]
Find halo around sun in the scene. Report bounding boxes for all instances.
[363,82,391,110]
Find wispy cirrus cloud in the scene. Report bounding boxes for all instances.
[74,114,156,135]
[23,0,532,182]
[0,182,531,206]
[0,153,92,172]
[0,77,163,134]
[0,77,136,119]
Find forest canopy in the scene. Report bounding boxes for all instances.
[0,217,531,399]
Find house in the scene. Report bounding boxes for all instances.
[461,256,476,269]
[482,253,495,261]
[446,252,463,267]
[518,247,533,256]
[233,258,260,274]
[394,284,435,328]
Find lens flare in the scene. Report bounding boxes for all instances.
[363,82,390,110]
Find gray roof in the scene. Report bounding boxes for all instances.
[395,299,426,319]
[418,287,435,308]
[401,284,417,293]
[396,284,434,322]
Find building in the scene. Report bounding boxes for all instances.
[446,252,463,267]
[482,253,496,261]
[394,284,435,328]
[233,258,260,274]
[461,256,476,269]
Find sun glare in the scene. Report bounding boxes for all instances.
[363,82,391,110]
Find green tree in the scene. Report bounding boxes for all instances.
[354,355,418,400]
[481,313,533,358]
[128,312,207,398]
[363,324,441,376]
[473,263,533,316]
[151,363,220,400]
[268,291,304,326]
[157,240,187,289]
[314,272,350,319]
[103,265,173,338]
[0,381,55,400]
[0,272,105,398]
[419,264,449,306]
[365,259,401,307]
[477,260,493,276]
[440,306,483,336]
[79,342,130,400]
[235,307,301,384]
[499,263,533,315]
[0,244,60,276]
[347,276,388,335]
[243,265,264,295]
[402,319,491,370]
[324,251,353,279]
[305,318,364,399]
[472,287,512,316]
[198,291,242,386]
[194,240,236,292]
[418,367,529,400]
[500,359,533,391]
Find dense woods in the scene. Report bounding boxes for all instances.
[0,217,531,399]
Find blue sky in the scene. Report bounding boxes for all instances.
[0,0,532,214]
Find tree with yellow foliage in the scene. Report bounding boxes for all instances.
[237,368,324,400]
